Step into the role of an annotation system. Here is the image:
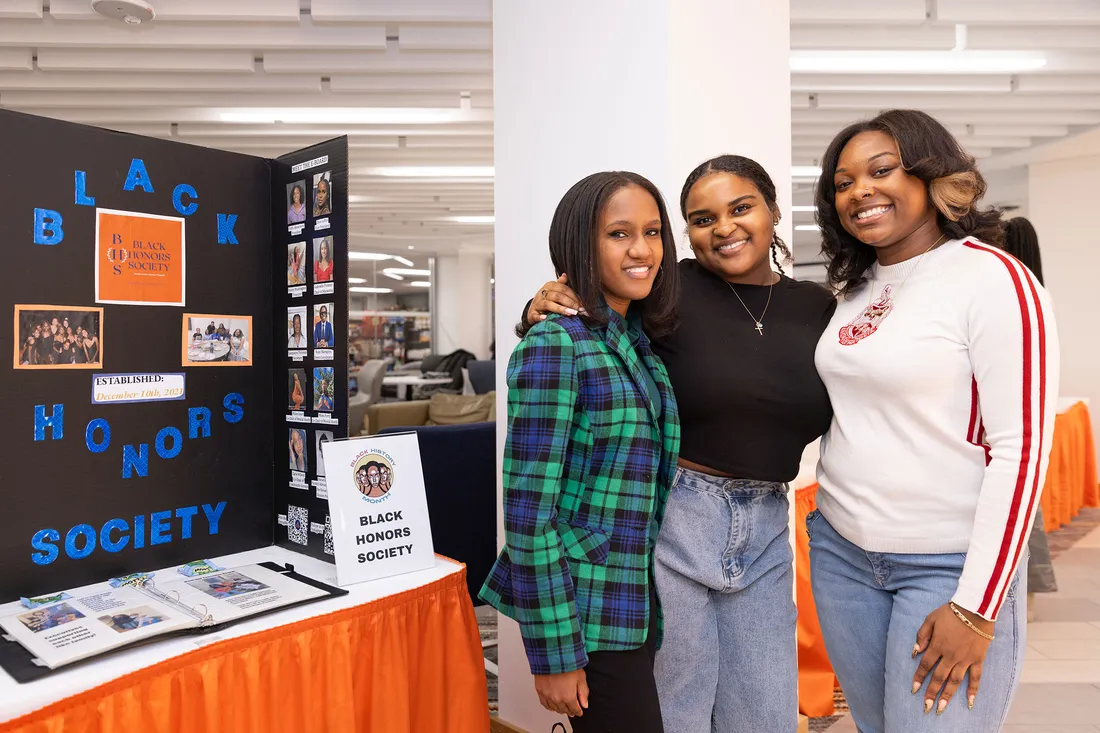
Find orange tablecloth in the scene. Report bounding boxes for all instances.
[1042,402,1099,531]
[1,566,490,733]
[795,401,1100,717]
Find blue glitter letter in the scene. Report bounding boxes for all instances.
[173,183,198,216]
[34,404,64,441]
[217,214,238,244]
[155,426,182,459]
[86,418,110,453]
[75,170,96,206]
[223,392,244,423]
[31,529,60,565]
[65,524,96,559]
[101,518,130,553]
[123,444,149,478]
[123,158,154,193]
[175,506,198,539]
[150,511,172,545]
[33,209,64,245]
[189,407,211,439]
[202,502,227,535]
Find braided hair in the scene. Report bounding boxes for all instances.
[679,154,792,276]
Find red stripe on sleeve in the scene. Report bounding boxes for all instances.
[962,240,1039,617]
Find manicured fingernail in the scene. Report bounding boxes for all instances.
[924,699,933,714]
[565,309,578,316]
[912,681,921,694]
[968,695,975,710]
[539,314,547,320]
[912,643,920,658]
[937,699,947,715]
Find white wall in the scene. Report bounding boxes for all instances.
[494,1,790,729]
[1029,155,1100,458]
[434,250,493,359]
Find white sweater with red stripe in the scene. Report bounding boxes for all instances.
[815,237,1060,621]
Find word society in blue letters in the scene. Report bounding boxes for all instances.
[29,392,244,565]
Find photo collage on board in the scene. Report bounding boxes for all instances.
[277,149,345,560]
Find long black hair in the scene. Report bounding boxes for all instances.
[1003,216,1044,285]
[516,171,680,338]
[816,109,1004,295]
[679,154,792,275]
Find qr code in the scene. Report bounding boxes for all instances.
[323,515,334,556]
[288,505,309,546]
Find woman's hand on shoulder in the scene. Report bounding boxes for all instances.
[528,274,584,324]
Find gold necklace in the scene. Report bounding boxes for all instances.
[866,233,947,308]
[726,276,776,336]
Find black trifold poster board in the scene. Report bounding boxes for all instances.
[0,108,349,601]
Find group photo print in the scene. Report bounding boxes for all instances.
[14,305,102,369]
[182,314,252,366]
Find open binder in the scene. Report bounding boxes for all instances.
[0,562,346,683]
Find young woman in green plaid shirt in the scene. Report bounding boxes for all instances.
[525,156,836,732]
[481,171,682,731]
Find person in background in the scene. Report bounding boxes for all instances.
[1002,216,1059,608]
[83,327,99,364]
[290,371,306,411]
[810,109,1060,732]
[525,155,834,731]
[288,184,306,224]
[314,176,332,216]
[482,171,680,732]
[20,336,36,365]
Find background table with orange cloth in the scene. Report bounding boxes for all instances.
[794,400,1099,718]
[0,546,489,733]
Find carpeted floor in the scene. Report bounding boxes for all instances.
[479,507,1100,727]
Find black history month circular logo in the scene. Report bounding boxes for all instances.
[353,450,394,503]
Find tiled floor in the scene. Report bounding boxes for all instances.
[828,519,1100,732]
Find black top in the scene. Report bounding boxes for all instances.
[652,259,836,481]
[520,259,835,482]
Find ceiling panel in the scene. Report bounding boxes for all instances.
[4,0,1095,263]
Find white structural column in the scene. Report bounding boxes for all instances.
[493,2,791,729]
[1027,132,1100,458]
[433,247,494,359]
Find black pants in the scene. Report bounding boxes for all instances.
[568,588,663,733]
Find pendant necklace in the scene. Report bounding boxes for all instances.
[726,277,775,336]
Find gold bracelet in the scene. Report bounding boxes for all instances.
[949,602,995,641]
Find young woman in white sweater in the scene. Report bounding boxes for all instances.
[809,109,1060,733]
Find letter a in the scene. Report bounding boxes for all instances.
[123,158,154,193]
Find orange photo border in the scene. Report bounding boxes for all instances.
[182,313,253,368]
[14,305,104,370]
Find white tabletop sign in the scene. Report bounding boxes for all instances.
[320,433,435,586]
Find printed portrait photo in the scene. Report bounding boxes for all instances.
[313,367,335,412]
[287,306,308,349]
[183,314,251,366]
[313,236,334,283]
[289,428,308,472]
[187,571,269,600]
[14,305,103,370]
[313,303,334,348]
[313,171,332,217]
[316,430,333,477]
[98,606,166,633]
[17,602,85,633]
[288,368,308,411]
[287,242,306,286]
[287,180,307,225]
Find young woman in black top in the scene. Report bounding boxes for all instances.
[524,155,835,732]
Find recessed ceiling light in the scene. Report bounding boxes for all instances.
[791,205,816,213]
[392,256,415,267]
[348,252,392,261]
[361,166,495,178]
[407,245,415,250]
[383,268,431,277]
[349,277,366,284]
[792,166,822,178]
[218,108,464,124]
[410,281,431,288]
[351,286,394,294]
[447,215,495,224]
[382,272,405,281]
[796,224,821,231]
[790,50,1046,74]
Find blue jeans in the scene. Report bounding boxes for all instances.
[807,510,1026,733]
[653,468,798,732]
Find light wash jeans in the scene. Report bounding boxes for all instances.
[653,467,798,732]
[807,509,1026,733]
